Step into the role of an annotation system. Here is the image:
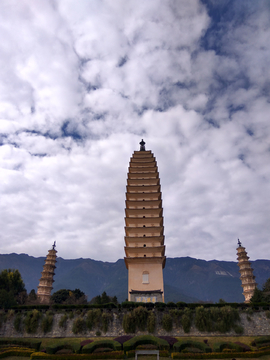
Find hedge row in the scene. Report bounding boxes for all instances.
[171,349,270,359]
[123,335,169,352]
[251,336,270,347]
[10,302,270,311]
[173,340,212,353]
[0,339,41,351]
[82,340,121,354]
[31,351,125,359]
[0,349,34,358]
[212,341,244,352]
[46,343,81,354]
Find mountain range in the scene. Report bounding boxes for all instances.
[0,253,270,303]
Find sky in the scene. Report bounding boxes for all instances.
[0,0,270,263]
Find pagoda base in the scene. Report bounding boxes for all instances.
[129,289,163,303]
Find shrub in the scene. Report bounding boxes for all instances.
[251,336,270,347]
[147,311,156,333]
[162,313,173,332]
[31,351,125,359]
[155,302,166,310]
[113,336,133,345]
[14,313,22,332]
[182,308,192,333]
[133,306,148,331]
[169,309,183,327]
[41,313,53,334]
[24,309,41,334]
[102,312,113,333]
[69,311,74,319]
[233,324,244,334]
[234,342,251,352]
[195,306,212,332]
[173,340,211,353]
[265,310,270,319]
[86,309,101,330]
[59,314,68,329]
[158,336,178,348]
[193,305,241,333]
[213,341,243,352]
[72,317,86,334]
[0,339,41,351]
[82,340,121,354]
[46,344,74,355]
[123,335,169,352]
[123,312,136,333]
[80,339,93,347]
[7,309,15,318]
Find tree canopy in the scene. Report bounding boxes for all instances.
[250,278,270,303]
[0,269,26,308]
[51,288,87,304]
[90,291,118,305]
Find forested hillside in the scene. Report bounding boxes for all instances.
[0,253,269,303]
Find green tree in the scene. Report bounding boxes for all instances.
[51,288,86,304]
[27,289,37,302]
[250,287,264,304]
[101,291,110,304]
[0,269,26,295]
[0,289,16,309]
[0,269,26,308]
[263,278,270,302]
[90,291,117,305]
[51,289,70,304]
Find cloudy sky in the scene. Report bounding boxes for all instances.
[1,0,270,263]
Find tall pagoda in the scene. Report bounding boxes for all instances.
[124,140,166,302]
[236,239,257,303]
[37,242,57,304]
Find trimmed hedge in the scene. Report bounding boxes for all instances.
[213,341,243,352]
[46,343,81,354]
[31,351,124,359]
[9,301,270,311]
[0,339,41,351]
[82,340,121,354]
[173,340,212,353]
[251,336,270,347]
[123,335,169,352]
[52,303,117,310]
[171,349,270,359]
[0,349,33,358]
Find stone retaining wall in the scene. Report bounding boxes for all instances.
[0,310,269,338]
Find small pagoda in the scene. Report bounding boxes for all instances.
[236,239,257,303]
[37,242,57,304]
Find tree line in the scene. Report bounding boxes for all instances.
[0,268,117,309]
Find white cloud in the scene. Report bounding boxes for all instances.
[0,0,269,263]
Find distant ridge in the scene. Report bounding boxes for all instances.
[0,253,269,303]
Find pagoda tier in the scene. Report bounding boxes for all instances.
[124,141,166,303]
[236,240,257,303]
[37,245,57,304]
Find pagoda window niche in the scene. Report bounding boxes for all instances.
[142,271,149,284]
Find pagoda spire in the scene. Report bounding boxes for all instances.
[139,139,145,151]
[236,240,257,303]
[37,243,57,304]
